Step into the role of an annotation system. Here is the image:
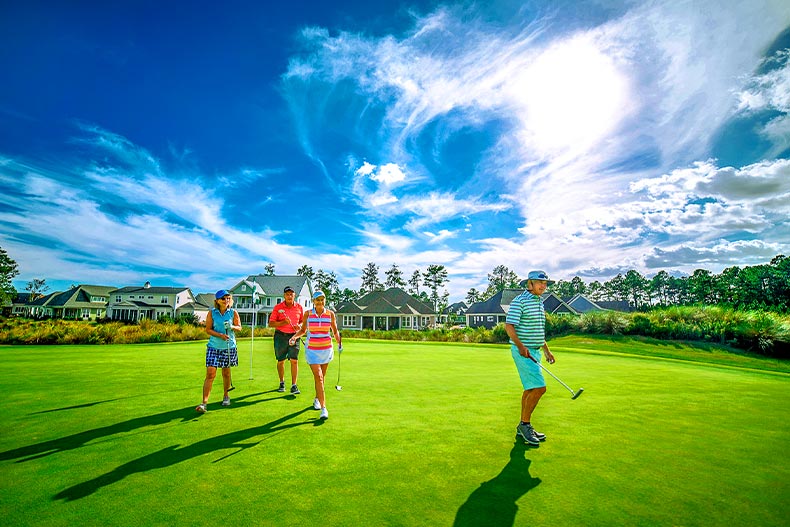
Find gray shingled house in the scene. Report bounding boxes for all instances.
[335,287,437,331]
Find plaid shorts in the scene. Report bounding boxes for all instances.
[206,345,238,368]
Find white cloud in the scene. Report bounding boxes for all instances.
[352,160,408,207]
[735,48,790,156]
[736,49,790,114]
[0,129,316,291]
[278,1,790,295]
[370,163,406,185]
[423,229,455,244]
[355,161,376,176]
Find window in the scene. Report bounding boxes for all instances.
[242,285,247,291]
[148,295,154,299]
[116,296,121,302]
[342,315,357,326]
[403,317,412,328]
[266,298,272,306]
[487,316,494,322]
[161,296,168,303]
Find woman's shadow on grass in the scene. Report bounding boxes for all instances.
[53,406,314,501]
[0,391,279,463]
[453,440,541,527]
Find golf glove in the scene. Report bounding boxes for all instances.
[223,320,231,331]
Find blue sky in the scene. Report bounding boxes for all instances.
[1,0,789,301]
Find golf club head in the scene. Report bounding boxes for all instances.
[335,385,342,391]
[571,388,584,400]
[228,386,236,392]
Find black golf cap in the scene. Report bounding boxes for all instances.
[283,286,294,293]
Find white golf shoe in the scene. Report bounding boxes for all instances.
[313,398,322,410]
[320,407,329,420]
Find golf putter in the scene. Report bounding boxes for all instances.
[529,356,583,399]
[224,320,235,392]
[335,340,343,391]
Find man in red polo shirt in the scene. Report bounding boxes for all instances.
[268,286,304,394]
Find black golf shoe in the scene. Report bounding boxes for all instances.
[290,384,300,394]
[516,423,540,446]
[277,381,285,392]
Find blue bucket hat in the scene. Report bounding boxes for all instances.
[215,289,230,299]
[312,290,325,300]
[527,270,555,285]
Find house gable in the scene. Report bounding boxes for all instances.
[107,284,193,321]
[335,288,436,330]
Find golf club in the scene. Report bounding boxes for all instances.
[529,356,582,399]
[335,340,343,391]
[224,320,235,392]
[279,309,304,346]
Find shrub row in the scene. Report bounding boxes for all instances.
[1,306,787,357]
[0,318,272,345]
[546,306,790,357]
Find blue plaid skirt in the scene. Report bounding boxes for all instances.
[206,345,238,368]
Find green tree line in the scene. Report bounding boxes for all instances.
[550,255,789,313]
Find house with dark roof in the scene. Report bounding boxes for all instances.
[467,289,634,329]
[6,292,32,317]
[335,287,437,330]
[465,289,577,329]
[106,282,195,322]
[27,291,61,318]
[33,284,116,320]
[566,295,634,313]
[440,301,468,325]
[543,294,579,316]
[228,274,312,327]
[177,293,216,323]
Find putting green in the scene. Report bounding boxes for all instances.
[0,338,787,526]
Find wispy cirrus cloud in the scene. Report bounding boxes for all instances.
[0,126,308,290]
[735,48,790,157]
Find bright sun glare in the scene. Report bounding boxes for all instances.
[509,35,631,153]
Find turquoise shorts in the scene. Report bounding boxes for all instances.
[511,345,546,390]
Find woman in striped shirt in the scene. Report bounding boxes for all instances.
[289,291,341,420]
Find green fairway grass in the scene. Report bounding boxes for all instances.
[1,337,788,526]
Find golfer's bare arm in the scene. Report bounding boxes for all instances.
[505,323,530,358]
[542,342,555,363]
[268,313,288,329]
[289,312,310,342]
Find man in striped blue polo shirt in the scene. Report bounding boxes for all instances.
[505,270,556,446]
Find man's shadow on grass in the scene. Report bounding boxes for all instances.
[453,440,542,527]
[0,391,282,463]
[53,406,313,501]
